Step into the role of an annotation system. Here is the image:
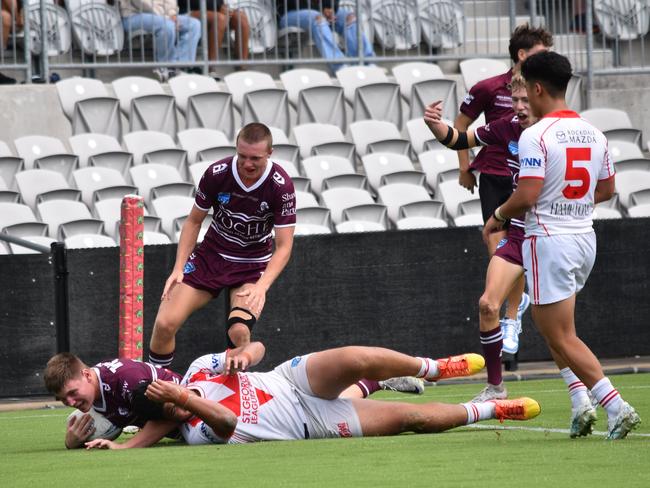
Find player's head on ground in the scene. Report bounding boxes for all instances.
[236,122,273,184]
[510,74,537,129]
[44,353,98,412]
[521,51,572,117]
[509,23,553,66]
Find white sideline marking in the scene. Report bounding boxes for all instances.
[466,423,650,438]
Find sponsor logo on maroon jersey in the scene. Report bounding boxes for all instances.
[272,172,285,185]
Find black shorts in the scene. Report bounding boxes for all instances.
[478,173,513,223]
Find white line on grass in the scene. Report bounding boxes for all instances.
[466,423,650,438]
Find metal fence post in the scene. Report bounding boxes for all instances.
[528,0,536,26]
[51,242,70,353]
[585,0,594,109]
[39,0,49,82]
[200,0,209,74]
[509,0,517,33]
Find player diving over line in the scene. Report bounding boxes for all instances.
[61,344,540,449]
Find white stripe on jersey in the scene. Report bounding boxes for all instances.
[218,252,272,263]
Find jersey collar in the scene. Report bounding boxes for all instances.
[231,155,273,193]
[544,110,580,119]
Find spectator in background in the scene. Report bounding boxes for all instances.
[1,0,22,84]
[119,0,201,81]
[178,0,249,69]
[277,0,374,73]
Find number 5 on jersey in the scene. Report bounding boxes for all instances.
[563,147,591,199]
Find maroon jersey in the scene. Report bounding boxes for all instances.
[474,115,525,229]
[194,157,296,263]
[92,359,181,428]
[460,70,514,177]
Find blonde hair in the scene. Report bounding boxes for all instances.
[510,74,527,92]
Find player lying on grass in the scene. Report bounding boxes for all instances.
[44,346,424,449]
[83,344,540,449]
[424,74,535,403]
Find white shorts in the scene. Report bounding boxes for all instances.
[523,232,596,305]
[274,355,363,439]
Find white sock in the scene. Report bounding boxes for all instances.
[591,377,624,417]
[416,357,439,380]
[560,367,591,409]
[462,402,496,424]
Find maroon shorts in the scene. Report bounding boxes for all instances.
[493,225,525,267]
[182,249,267,297]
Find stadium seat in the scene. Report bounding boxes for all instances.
[614,158,650,173]
[150,195,197,237]
[0,175,20,202]
[272,159,300,179]
[15,169,80,209]
[338,203,389,232]
[459,58,509,91]
[7,235,56,254]
[454,213,484,227]
[177,128,232,164]
[37,199,103,239]
[392,62,457,121]
[111,76,178,137]
[130,164,192,205]
[14,135,79,179]
[72,166,136,207]
[437,174,480,218]
[580,108,642,146]
[68,133,133,176]
[168,74,236,138]
[302,155,360,196]
[593,206,623,219]
[418,149,459,191]
[608,140,644,162]
[627,189,650,217]
[224,71,291,135]
[188,161,213,186]
[56,77,122,139]
[280,68,347,131]
[349,120,411,157]
[0,202,48,236]
[292,123,354,162]
[227,0,277,54]
[65,0,124,56]
[295,190,320,210]
[336,66,403,129]
[454,199,483,227]
[376,183,432,223]
[614,170,650,207]
[25,0,72,56]
[370,0,420,51]
[0,141,25,190]
[295,206,333,235]
[123,131,188,173]
[321,187,376,224]
[396,200,448,229]
[418,0,464,50]
[360,152,419,192]
[65,234,117,249]
[594,0,650,40]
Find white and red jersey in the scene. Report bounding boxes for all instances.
[194,156,296,263]
[518,110,614,236]
[180,369,306,444]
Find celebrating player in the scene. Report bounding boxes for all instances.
[483,51,641,439]
[148,123,296,368]
[84,346,541,449]
[454,24,553,346]
[424,74,537,401]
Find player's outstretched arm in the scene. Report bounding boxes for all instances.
[85,419,178,450]
[425,101,479,151]
[146,380,238,440]
[225,341,266,375]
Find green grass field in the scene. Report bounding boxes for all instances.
[2,374,649,488]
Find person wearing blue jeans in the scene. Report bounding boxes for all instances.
[277,0,374,73]
[119,0,201,80]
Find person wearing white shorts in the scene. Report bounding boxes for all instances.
[522,232,596,305]
[483,51,640,440]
